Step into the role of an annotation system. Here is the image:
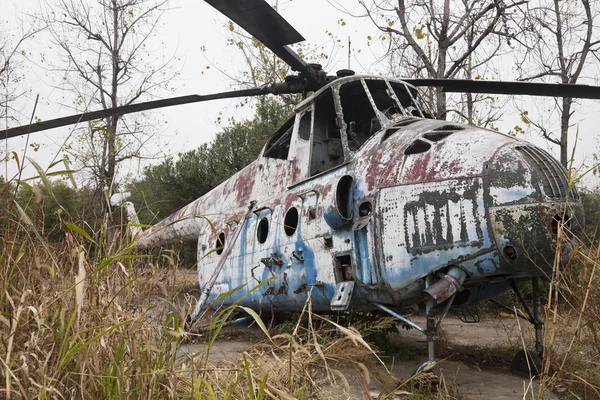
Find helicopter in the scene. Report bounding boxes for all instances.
[4,0,600,375]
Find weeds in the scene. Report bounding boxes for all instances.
[529,163,600,399]
[1,165,397,399]
[1,206,185,398]
[536,235,600,399]
[7,159,600,399]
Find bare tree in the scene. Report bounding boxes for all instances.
[357,0,523,120]
[516,0,600,167]
[41,0,177,192]
[1,22,39,130]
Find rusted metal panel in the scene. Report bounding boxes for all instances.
[377,178,491,292]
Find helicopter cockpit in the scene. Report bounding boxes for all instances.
[261,76,427,180]
[338,78,426,152]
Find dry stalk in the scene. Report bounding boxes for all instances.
[557,249,598,372]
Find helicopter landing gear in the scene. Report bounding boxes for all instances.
[424,274,436,368]
[492,277,544,376]
[414,291,440,377]
[414,274,460,376]
[373,274,460,377]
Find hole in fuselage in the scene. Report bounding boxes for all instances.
[216,232,225,255]
[359,201,372,217]
[284,207,299,236]
[334,254,353,282]
[336,175,354,220]
[552,214,571,236]
[257,218,269,244]
[503,245,517,261]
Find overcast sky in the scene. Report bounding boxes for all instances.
[2,0,600,189]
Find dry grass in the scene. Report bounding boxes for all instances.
[6,167,600,399]
[1,212,188,398]
[1,172,414,399]
[537,232,600,399]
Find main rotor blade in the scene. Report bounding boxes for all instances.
[405,79,600,100]
[1,87,266,140]
[205,0,308,72]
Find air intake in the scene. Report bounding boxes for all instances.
[394,118,421,127]
[381,118,420,143]
[423,132,453,142]
[433,124,465,131]
[515,146,578,199]
[382,128,400,141]
[405,139,431,155]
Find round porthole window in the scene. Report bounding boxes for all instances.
[284,207,299,236]
[336,175,354,220]
[216,232,225,255]
[257,217,269,243]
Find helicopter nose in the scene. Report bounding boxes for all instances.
[485,144,583,273]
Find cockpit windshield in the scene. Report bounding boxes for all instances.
[339,78,423,151]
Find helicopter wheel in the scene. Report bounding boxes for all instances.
[412,360,436,376]
[510,349,542,377]
[410,360,439,391]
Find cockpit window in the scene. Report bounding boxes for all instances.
[298,110,311,141]
[339,81,377,151]
[264,117,294,160]
[366,80,401,111]
[340,79,423,151]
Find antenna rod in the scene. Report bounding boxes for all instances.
[348,36,351,69]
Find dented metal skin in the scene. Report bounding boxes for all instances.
[134,75,583,314]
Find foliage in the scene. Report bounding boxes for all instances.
[1,174,104,243]
[512,0,600,167]
[536,226,600,398]
[0,20,38,128]
[582,190,600,242]
[219,12,333,100]
[1,167,183,398]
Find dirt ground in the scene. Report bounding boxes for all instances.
[173,270,556,399]
[178,316,555,399]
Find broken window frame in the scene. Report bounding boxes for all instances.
[297,108,312,142]
[361,79,388,130]
[308,88,348,177]
[289,77,428,183]
[384,80,412,118]
[336,77,427,154]
[262,116,296,160]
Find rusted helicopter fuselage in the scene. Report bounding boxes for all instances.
[135,75,583,313]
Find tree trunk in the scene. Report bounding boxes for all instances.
[435,0,450,120]
[560,98,572,168]
[107,116,118,190]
